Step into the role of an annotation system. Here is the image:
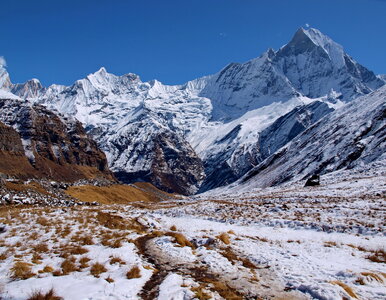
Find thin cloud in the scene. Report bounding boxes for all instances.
[0,56,6,68]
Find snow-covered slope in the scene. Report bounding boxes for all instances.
[196,27,383,121]
[232,85,386,191]
[0,27,384,194]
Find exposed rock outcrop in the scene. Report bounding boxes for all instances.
[0,121,38,179]
[0,98,113,182]
[239,86,386,189]
[108,108,205,195]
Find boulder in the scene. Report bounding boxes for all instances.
[304,174,320,187]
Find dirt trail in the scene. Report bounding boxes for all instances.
[134,232,307,300]
[136,234,170,300]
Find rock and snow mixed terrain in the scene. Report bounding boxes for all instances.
[1,27,384,194]
[228,85,386,191]
[0,26,385,300]
[0,163,385,300]
[0,97,113,182]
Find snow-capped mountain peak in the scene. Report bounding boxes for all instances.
[0,66,12,90]
[282,27,345,67]
[1,27,384,194]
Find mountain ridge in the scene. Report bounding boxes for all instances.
[1,27,384,194]
[230,84,386,192]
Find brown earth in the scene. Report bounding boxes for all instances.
[65,182,176,204]
[0,99,114,183]
[0,122,38,179]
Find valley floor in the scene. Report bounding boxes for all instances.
[0,165,385,300]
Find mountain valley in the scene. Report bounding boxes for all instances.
[0,26,385,300]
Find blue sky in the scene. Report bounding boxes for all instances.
[1,0,385,86]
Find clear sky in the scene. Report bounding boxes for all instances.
[1,0,385,86]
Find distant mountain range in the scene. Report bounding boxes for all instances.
[0,28,385,194]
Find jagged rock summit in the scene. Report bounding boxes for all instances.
[0,27,384,194]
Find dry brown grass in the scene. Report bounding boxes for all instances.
[110,256,126,265]
[360,272,384,283]
[170,225,177,231]
[0,252,8,260]
[104,238,124,248]
[346,244,369,252]
[60,257,78,275]
[366,249,386,263]
[105,275,115,283]
[10,261,35,280]
[330,281,358,299]
[59,226,72,238]
[190,268,243,300]
[29,232,39,240]
[32,252,43,264]
[79,256,91,269]
[27,288,63,300]
[96,212,127,230]
[100,232,125,248]
[220,247,238,265]
[52,270,62,276]
[79,235,94,245]
[36,217,50,227]
[66,182,173,204]
[14,241,22,247]
[257,236,269,242]
[38,265,54,274]
[355,276,366,285]
[287,240,302,244]
[33,243,49,253]
[211,281,242,300]
[126,266,141,279]
[4,181,52,197]
[59,244,89,258]
[90,262,107,278]
[70,245,89,255]
[191,285,211,300]
[166,232,194,248]
[217,233,231,245]
[324,241,337,247]
[220,247,256,270]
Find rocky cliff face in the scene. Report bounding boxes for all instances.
[0,121,39,179]
[198,101,333,192]
[101,106,205,195]
[0,121,24,152]
[237,86,386,190]
[257,101,334,159]
[0,97,113,182]
[112,131,205,196]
